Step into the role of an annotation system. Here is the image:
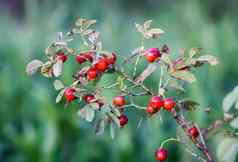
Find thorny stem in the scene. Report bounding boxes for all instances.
[171,109,215,162]
[115,66,154,96]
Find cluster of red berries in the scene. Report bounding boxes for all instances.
[64,88,103,108]
[147,96,176,115]
[112,96,128,127]
[56,51,68,62]
[86,53,116,80]
[56,51,117,81]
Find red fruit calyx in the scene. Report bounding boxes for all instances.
[113,96,126,107]
[64,88,76,102]
[188,126,199,138]
[87,67,98,80]
[155,148,168,161]
[150,96,163,110]
[163,98,176,111]
[144,48,161,63]
[119,114,128,127]
[56,51,68,63]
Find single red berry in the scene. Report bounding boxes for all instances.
[95,59,108,72]
[84,94,95,103]
[113,96,126,107]
[147,104,158,115]
[144,48,161,63]
[163,98,176,111]
[155,148,168,161]
[56,51,68,63]
[76,54,86,64]
[119,114,128,127]
[188,126,199,138]
[64,88,76,102]
[150,96,163,110]
[87,67,98,80]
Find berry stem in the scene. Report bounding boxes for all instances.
[160,138,180,148]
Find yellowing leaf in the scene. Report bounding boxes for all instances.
[197,55,219,66]
[170,71,196,83]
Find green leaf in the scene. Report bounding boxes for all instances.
[82,29,94,36]
[217,137,238,162]
[26,60,43,76]
[108,112,120,127]
[110,122,116,139]
[78,106,95,122]
[167,79,185,92]
[53,60,63,77]
[56,88,65,103]
[230,117,238,129]
[53,80,64,91]
[143,20,153,30]
[95,119,105,135]
[160,54,172,66]
[135,64,156,83]
[197,55,219,66]
[170,71,196,83]
[223,86,238,112]
[135,23,144,34]
[45,46,57,57]
[83,19,97,29]
[189,47,201,59]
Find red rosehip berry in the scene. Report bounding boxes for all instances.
[76,54,87,64]
[56,51,68,63]
[188,126,199,138]
[163,98,176,111]
[155,148,168,161]
[150,96,163,110]
[144,48,161,63]
[119,114,128,127]
[95,59,108,72]
[84,94,95,103]
[87,67,98,80]
[113,96,126,107]
[64,88,76,102]
[147,104,158,115]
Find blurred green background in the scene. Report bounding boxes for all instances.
[0,0,238,162]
